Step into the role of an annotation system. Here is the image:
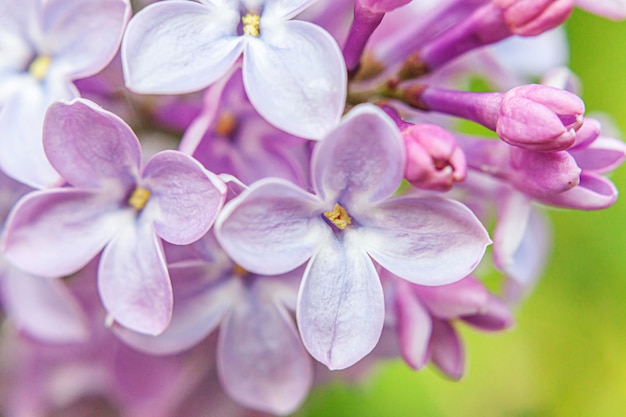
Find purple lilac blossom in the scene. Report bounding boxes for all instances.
[215,104,491,370]
[0,0,131,188]
[2,99,226,336]
[122,0,347,140]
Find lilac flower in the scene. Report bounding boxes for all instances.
[0,0,131,187]
[388,274,513,379]
[115,233,312,415]
[215,104,490,370]
[2,99,226,335]
[122,0,347,139]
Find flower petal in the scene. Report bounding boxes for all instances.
[0,78,74,188]
[537,171,618,210]
[122,0,243,94]
[360,196,491,286]
[215,178,324,275]
[243,20,346,139]
[1,263,89,343]
[297,232,385,370]
[218,277,312,415]
[393,279,432,370]
[42,0,130,79]
[430,319,464,380]
[2,189,125,277]
[311,104,404,205]
[44,99,142,190]
[142,150,226,245]
[414,276,490,319]
[114,263,236,354]
[98,216,172,335]
[262,0,320,19]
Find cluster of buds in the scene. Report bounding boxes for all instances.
[0,0,624,416]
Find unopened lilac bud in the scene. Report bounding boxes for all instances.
[402,124,467,191]
[497,84,584,151]
[494,0,574,36]
[412,84,584,152]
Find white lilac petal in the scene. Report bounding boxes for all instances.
[576,0,626,19]
[141,151,226,245]
[311,104,404,205]
[243,20,346,140]
[0,0,40,40]
[218,280,312,415]
[44,99,141,190]
[1,264,89,343]
[359,196,491,286]
[2,188,127,278]
[122,0,243,94]
[215,178,325,275]
[297,231,385,370]
[98,215,173,336]
[114,263,237,355]
[42,0,130,79]
[394,279,432,370]
[262,0,321,19]
[0,78,76,188]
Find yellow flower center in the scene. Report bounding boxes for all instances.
[323,203,352,230]
[242,13,261,37]
[215,112,238,137]
[233,264,248,277]
[128,186,151,210]
[29,55,51,81]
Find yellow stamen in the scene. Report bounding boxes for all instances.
[323,203,352,230]
[233,264,248,277]
[215,112,237,137]
[128,186,151,210]
[242,13,261,37]
[29,55,51,81]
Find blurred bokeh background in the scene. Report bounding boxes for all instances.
[294,9,626,417]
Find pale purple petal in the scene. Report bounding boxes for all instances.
[2,189,127,277]
[1,263,89,343]
[42,0,131,79]
[215,178,325,275]
[537,172,618,209]
[141,151,226,245]
[430,319,464,380]
[493,189,531,270]
[297,232,385,370]
[114,264,236,354]
[576,0,626,19]
[394,279,432,370]
[569,136,626,173]
[414,276,490,319]
[218,279,312,415]
[462,296,514,331]
[0,78,75,188]
[359,197,491,286]
[243,20,346,139]
[122,1,244,94]
[263,0,320,19]
[311,104,404,204]
[44,99,141,190]
[98,216,172,336]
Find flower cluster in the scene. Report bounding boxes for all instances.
[0,0,625,416]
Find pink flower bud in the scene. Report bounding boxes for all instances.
[402,124,467,191]
[497,84,584,151]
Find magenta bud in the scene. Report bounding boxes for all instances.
[497,84,584,152]
[494,0,574,36]
[402,124,467,191]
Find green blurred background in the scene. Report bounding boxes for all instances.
[294,9,626,417]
